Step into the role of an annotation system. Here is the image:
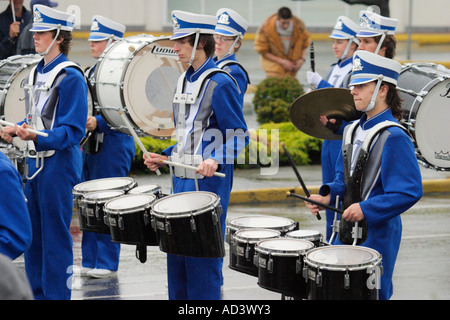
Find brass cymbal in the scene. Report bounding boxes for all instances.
[289,88,359,140]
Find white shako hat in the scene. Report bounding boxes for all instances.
[357,10,398,38]
[214,8,248,39]
[88,15,126,41]
[30,4,75,32]
[170,10,216,40]
[349,50,401,86]
[329,16,360,45]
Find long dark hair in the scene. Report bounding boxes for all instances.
[385,82,403,120]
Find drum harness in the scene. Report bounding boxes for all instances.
[334,119,410,245]
[23,61,83,180]
[170,67,238,192]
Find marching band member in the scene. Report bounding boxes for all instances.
[214,8,249,105]
[143,10,248,300]
[305,51,423,300]
[356,10,398,58]
[80,15,135,279]
[1,5,88,299]
[306,16,361,242]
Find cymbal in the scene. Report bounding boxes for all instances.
[289,88,358,140]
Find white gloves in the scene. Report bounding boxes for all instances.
[306,71,323,87]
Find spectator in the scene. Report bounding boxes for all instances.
[254,6,310,78]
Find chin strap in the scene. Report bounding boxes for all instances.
[374,30,388,55]
[226,34,241,56]
[188,29,200,65]
[365,75,384,112]
[40,25,61,56]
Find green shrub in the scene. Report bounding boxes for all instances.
[130,136,174,174]
[252,77,304,124]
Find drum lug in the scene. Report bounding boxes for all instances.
[245,243,250,260]
[316,271,322,287]
[150,216,156,231]
[296,258,302,274]
[212,212,219,225]
[143,212,150,225]
[165,220,172,235]
[344,270,350,289]
[267,257,273,274]
[118,216,124,230]
[190,216,197,232]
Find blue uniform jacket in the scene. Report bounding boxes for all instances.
[320,109,423,299]
[0,152,32,260]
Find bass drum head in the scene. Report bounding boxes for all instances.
[0,54,41,122]
[398,63,450,170]
[414,77,450,170]
[95,35,187,139]
[152,191,219,217]
[305,245,380,271]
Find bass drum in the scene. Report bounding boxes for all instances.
[397,62,450,171]
[94,34,188,139]
[0,54,41,123]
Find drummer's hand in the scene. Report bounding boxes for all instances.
[304,194,330,217]
[9,22,20,38]
[86,116,98,131]
[0,126,15,143]
[16,123,37,141]
[342,203,364,222]
[319,115,336,127]
[143,153,167,172]
[197,158,219,178]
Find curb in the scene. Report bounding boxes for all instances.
[229,178,450,204]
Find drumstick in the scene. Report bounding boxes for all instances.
[287,191,343,215]
[160,159,226,178]
[281,142,321,220]
[0,120,48,137]
[118,111,161,176]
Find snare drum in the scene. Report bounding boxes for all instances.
[397,62,450,171]
[105,194,158,246]
[94,34,188,139]
[285,230,324,247]
[226,215,298,245]
[255,238,314,299]
[232,228,280,276]
[128,184,163,198]
[151,191,224,258]
[72,177,137,232]
[0,54,41,123]
[304,245,382,300]
[81,190,125,234]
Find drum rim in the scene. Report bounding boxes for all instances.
[72,177,136,195]
[81,190,125,204]
[305,245,382,271]
[255,238,314,256]
[233,228,281,244]
[128,184,162,194]
[285,229,323,241]
[103,193,156,214]
[151,191,220,218]
[226,215,296,233]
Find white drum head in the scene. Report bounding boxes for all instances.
[0,55,41,123]
[83,190,125,203]
[286,229,322,241]
[228,215,295,231]
[234,228,280,243]
[152,191,218,216]
[256,238,314,256]
[105,194,156,212]
[306,245,380,270]
[73,177,136,195]
[128,184,161,195]
[415,77,450,170]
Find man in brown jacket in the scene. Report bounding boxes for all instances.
[254,7,310,78]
